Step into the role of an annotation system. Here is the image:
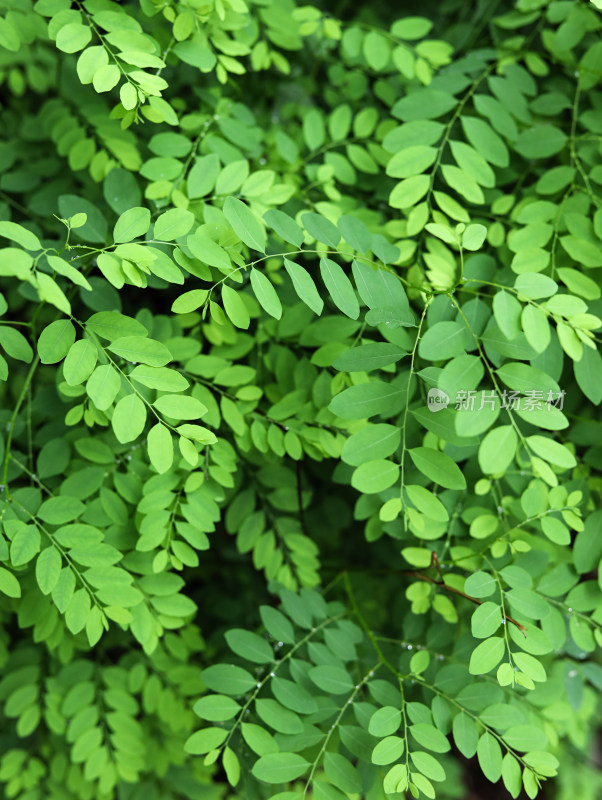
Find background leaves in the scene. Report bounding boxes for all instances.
[0,1,601,800]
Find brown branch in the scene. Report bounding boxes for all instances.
[406,565,528,636]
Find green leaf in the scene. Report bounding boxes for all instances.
[410,751,446,782]
[514,125,567,159]
[462,223,487,251]
[389,175,430,208]
[574,346,602,404]
[113,207,151,243]
[369,706,402,737]
[38,496,85,524]
[93,64,120,93]
[341,424,401,465]
[10,526,41,566]
[471,602,502,638]
[318,257,359,319]
[86,365,121,410]
[338,214,372,253]
[351,460,399,494]
[452,713,478,758]
[184,727,228,755]
[309,665,354,694]
[85,312,147,341]
[223,197,266,252]
[171,289,208,314]
[478,426,517,475]
[201,664,257,695]
[259,606,295,644]
[408,447,466,490]
[460,116,509,167]
[284,258,323,315]
[505,588,549,620]
[333,343,406,372]
[38,320,76,364]
[130,365,189,392]
[271,678,318,714]
[405,485,448,522]
[154,208,195,241]
[371,736,405,765]
[302,212,340,248]
[330,382,403,420]
[108,336,172,367]
[501,753,522,798]
[410,724,450,753]
[0,568,21,598]
[525,435,576,469]
[35,547,62,595]
[221,286,250,329]
[0,327,33,363]
[153,394,207,420]
[112,393,147,443]
[188,231,231,271]
[252,753,310,784]
[324,753,362,794]
[469,637,505,674]
[419,322,468,361]
[264,209,304,248]
[250,269,282,320]
[477,732,503,782]
[63,339,97,386]
[225,629,274,663]
[147,423,173,474]
[187,154,220,199]
[0,221,42,251]
[386,146,437,178]
[193,694,241,722]
[56,22,92,53]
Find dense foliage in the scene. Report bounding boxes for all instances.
[1,0,602,798]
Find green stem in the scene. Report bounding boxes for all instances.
[2,355,40,501]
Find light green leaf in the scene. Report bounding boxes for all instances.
[154,208,195,241]
[469,637,505,674]
[369,706,402,737]
[193,694,241,722]
[264,209,304,248]
[319,257,359,319]
[408,447,466,490]
[250,269,282,320]
[113,207,151,243]
[252,753,309,783]
[284,258,323,315]
[222,285,250,329]
[371,736,405,765]
[333,343,406,372]
[471,602,502,638]
[147,423,173,474]
[35,547,62,595]
[477,732,503,782]
[351,460,399,494]
[0,221,42,251]
[223,197,266,252]
[108,336,172,367]
[478,426,517,475]
[419,321,468,361]
[112,393,147,443]
[184,727,228,755]
[0,568,21,598]
[63,339,97,386]
[86,365,121,410]
[225,629,274,663]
